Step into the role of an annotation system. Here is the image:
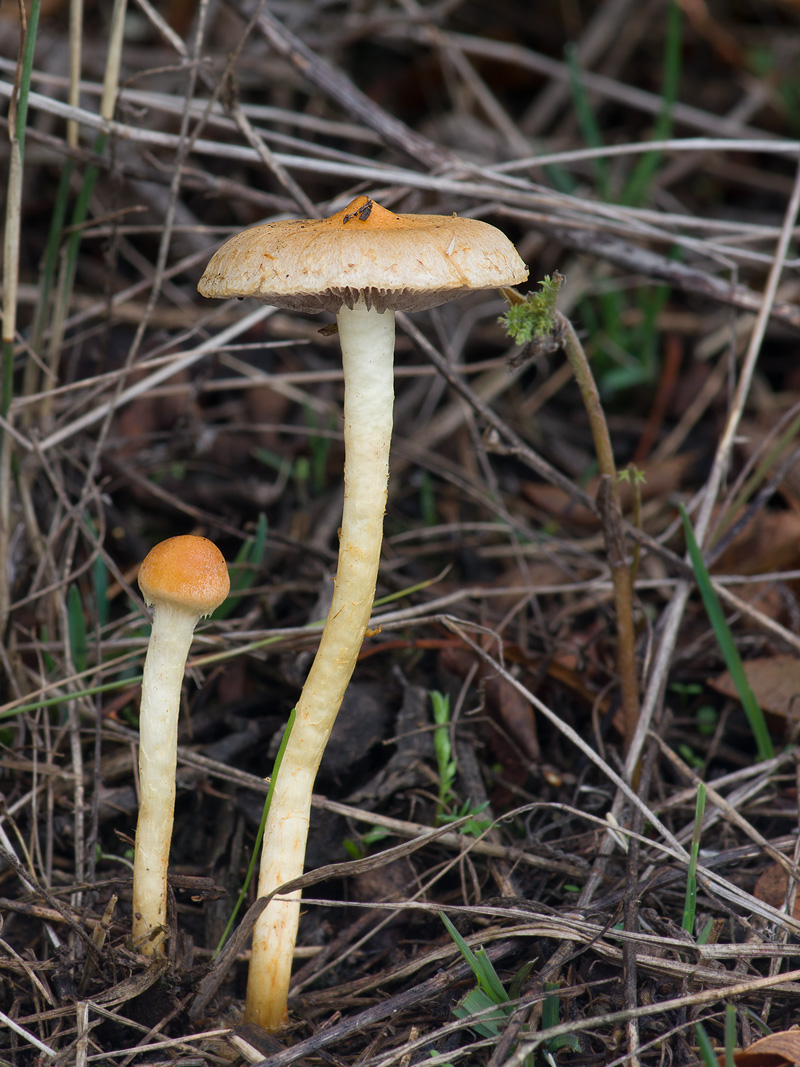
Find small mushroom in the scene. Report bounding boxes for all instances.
[132,535,230,955]
[198,195,527,1028]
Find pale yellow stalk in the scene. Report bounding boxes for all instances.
[244,302,395,1030]
[132,604,197,955]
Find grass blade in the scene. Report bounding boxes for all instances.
[622,0,682,205]
[724,1003,737,1067]
[695,1022,719,1067]
[682,782,706,935]
[214,708,296,956]
[680,505,774,761]
[440,912,509,1004]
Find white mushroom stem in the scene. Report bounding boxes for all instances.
[132,604,200,955]
[245,301,395,1030]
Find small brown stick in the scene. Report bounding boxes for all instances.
[623,788,644,1067]
[557,312,640,755]
[230,0,456,171]
[596,476,640,755]
[134,0,318,217]
[559,156,800,911]
[238,943,520,1067]
[397,312,598,515]
[508,214,800,333]
[632,331,684,463]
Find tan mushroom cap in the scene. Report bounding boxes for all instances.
[139,535,230,618]
[197,195,529,315]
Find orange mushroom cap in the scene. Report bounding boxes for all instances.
[138,535,230,618]
[197,195,529,315]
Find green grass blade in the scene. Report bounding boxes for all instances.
[12,0,42,161]
[68,586,88,675]
[542,981,559,1030]
[453,988,505,1038]
[695,1022,719,1067]
[473,947,509,1005]
[431,691,457,822]
[440,912,483,978]
[696,917,714,945]
[565,43,610,198]
[724,1004,737,1067]
[214,708,296,956]
[508,959,537,1001]
[440,912,509,1004]
[31,161,75,356]
[622,0,682,205]
[1,676,137,721]
[680,505,774,761]
[212,513,268,621]
[741,1007,772,1037]
[62,135,107,278]
[682,782,705,935]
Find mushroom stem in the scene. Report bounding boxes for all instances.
[245,301,395,1030]
[132,605,198,955]
[132,535,229,956]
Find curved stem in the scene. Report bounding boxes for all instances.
[132,605,196,955]
[245,303,395,1030]
[558,313,640,754]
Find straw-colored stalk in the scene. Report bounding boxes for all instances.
[244,303,394,1029]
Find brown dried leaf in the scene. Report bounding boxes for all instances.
[521,454,695,527]
[735,417,800,510]
[709,656,800,721]
[713,510,800,577]
[482,671,540,763]
[440,645,539,762]
[719,1029,800,1066]
[753,864,800,918]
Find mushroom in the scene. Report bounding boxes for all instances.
[132,535,230,956]
[198,194,527,1029]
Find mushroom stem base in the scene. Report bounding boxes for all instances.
[245,302,395,1030]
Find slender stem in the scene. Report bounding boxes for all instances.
[245,303,395,1030]
[1,0,41,630]
[132,604,196,955]
[558,314,616,479]
[558,313,640,753]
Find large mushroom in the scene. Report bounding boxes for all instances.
[198,194,527,1029]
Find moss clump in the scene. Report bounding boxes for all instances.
[499,273,563,344]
